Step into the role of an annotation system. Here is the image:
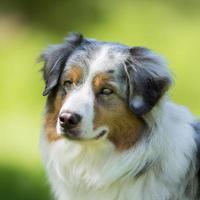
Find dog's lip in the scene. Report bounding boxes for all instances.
[64,131,107,141]
[95,129,108,139]
[60,128,108,141]
[61,129,82,140]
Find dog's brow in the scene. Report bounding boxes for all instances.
[63,65,83,80]
[106,70,114,74]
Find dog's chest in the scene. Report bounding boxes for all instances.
[48,164,189,200]
[42,134,194,200]
[44,140,140,200]
[48,169,137,200]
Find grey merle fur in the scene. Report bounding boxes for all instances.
[126,47,172,115]
[193,122,200,196]
[40,32,172,117]
[40,32,83,96]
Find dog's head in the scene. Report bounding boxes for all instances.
[41,33,172,150]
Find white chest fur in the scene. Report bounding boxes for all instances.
[41,102,197,200]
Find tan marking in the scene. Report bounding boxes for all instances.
[44,92,65,142]
[62,65,82,84]
[94,96,145,151]
[44,66,82,142]
[93,73,114,93]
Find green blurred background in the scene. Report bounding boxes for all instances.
[0,0,199,199]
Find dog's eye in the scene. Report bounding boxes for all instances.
[100,88,113,95]
[63,80,74,88]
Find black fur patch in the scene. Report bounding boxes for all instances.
[193,122,200,161]
[40,32,83,96]
[192,121,200,197]
[126,47,172,116]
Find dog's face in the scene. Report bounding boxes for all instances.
[41,33,171,150]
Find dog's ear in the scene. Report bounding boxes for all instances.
[40,32,83,96]
[125,47,172,116]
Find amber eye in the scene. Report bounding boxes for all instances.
[100,88,113,95]
[63,80,74,88]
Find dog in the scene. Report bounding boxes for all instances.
[40,33,200,200]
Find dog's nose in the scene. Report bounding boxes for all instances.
[59,112,82,129]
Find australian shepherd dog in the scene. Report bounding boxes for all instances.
[40,33,200,200]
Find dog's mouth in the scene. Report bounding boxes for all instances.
[95,129,107,139]
[63,129,81,140]
[60,127,109,141]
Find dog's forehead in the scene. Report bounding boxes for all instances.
[88,45,128,75]
[65,42,129,77]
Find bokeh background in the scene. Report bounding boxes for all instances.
[0,0,200,199]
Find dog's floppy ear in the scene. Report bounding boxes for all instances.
[40,32,83,96]
[125,47,172,116]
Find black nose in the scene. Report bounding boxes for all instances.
[59,112,82,129]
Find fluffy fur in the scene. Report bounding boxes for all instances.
[40,33,200,200]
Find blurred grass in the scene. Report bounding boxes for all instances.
[0,164,52,200]
[0,0,200,199]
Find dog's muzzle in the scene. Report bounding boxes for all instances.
[59,111,82,138]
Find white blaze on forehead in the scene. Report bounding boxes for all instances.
[61,82,94,116]
[90,46,111,73]
[58,81,95,137]
[88,45,127,77]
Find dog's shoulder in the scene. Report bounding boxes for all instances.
[193,121,200,134]
[193,121,200,166]
[192,121,200,191]
[193,121,200,156]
